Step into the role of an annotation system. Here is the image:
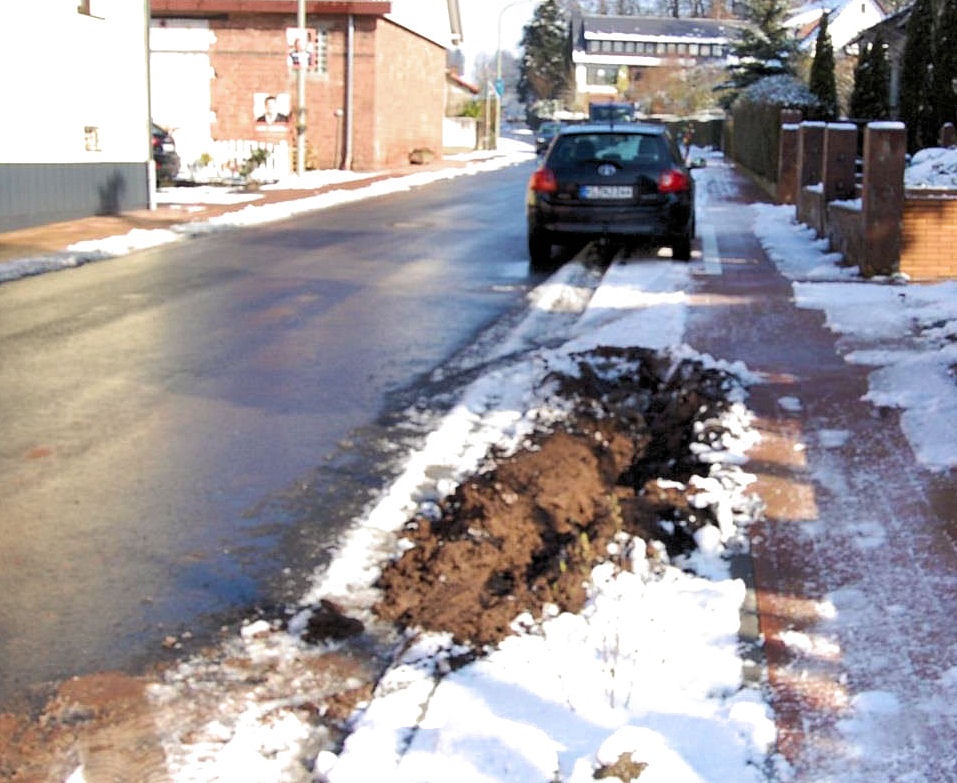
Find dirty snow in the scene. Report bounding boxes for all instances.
[17,143,957,783]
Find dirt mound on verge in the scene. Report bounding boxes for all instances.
[374,346,738,649]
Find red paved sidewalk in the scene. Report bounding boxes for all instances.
[688,159,957,780]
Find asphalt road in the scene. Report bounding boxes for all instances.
[0,160,539,706]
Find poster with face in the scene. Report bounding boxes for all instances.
[286,27,318,71]
[254,92,291,128]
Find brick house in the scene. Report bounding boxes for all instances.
[150,0,461,175]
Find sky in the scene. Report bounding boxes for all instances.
[9,140,957,782]
[458,0,537,79]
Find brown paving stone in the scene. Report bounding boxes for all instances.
[688,159,957,780]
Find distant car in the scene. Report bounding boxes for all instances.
[588,101,635,123]
[526,122,698,270]
[151,122,181,184]
[535,121,562,154]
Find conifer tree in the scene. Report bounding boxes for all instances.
[899,0,936,151]
[519,0,572,107]
[808,12,838,119]
[932,0,957,133]
[720,0,798,106]
[849,34,891,119]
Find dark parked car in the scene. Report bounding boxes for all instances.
[526,123,698,270]
[535,121,562,154]
[151,122,181,184]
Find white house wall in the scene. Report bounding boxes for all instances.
[830,1,884,50]
[150,19,216,171]
[0,0,152,231]
[786,0,885,51]
[0,0,150,164]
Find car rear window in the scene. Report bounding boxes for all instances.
[549,133,670,166]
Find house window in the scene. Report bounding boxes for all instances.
[699,44,711,57]
[657,42,667,54]
[588,39,600,52]
[689,43,699,56]
[625,41,636,53]
[613,40,624,53]
[586,66,618,86]
[677,42,688,54]
[84,126,100,151]
[601,40,613,53]
[314,28,328,74]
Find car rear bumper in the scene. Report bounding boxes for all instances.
[529,200,692,239]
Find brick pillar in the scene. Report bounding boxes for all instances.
[823,123,858,202]
[777,124,800,204]
[861,122,906,277]
[798,122,826,187]
[941,122,956,148]
[776,109,803,205]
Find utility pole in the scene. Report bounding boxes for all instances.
[296,0,306,175]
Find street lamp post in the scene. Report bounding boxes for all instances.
[495,0,533,150]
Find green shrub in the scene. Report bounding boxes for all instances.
[729,75,821,182]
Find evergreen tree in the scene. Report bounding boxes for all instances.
[720,0,798,106]
[848,41,871,118]
[519,0,572,108]
[808,12,838,119]
[899,0,936,151]
[932,0,957,133]
[849,34,891,119]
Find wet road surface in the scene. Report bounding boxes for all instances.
[0,161,539,706]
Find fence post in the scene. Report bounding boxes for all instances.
[776,109,802,205]
[798,122,826,188]
[823,123,858,203]
[941,122,956,148]
[777,125,800,204]
[861,122,906,277]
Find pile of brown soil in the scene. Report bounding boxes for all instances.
[373,346,740,649]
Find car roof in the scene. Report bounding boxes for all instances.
[555,122,667,136]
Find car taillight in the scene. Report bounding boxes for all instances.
[658,169,690,193]
[529,168,558,194]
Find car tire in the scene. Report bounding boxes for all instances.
[672,233,692,262]
[528,229,554,272]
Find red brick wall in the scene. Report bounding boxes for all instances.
[207,13,444,172]
[371,20,445,168]
[209,15,298,145]
[901,195,957,280]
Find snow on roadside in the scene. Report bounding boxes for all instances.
[752,176,957,471]
[288,258,777,783]
[126,258,780,783]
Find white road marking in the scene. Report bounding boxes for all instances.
[698,222,722,275]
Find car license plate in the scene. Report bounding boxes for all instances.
[163,143,175,152]
[580,185,632,199]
